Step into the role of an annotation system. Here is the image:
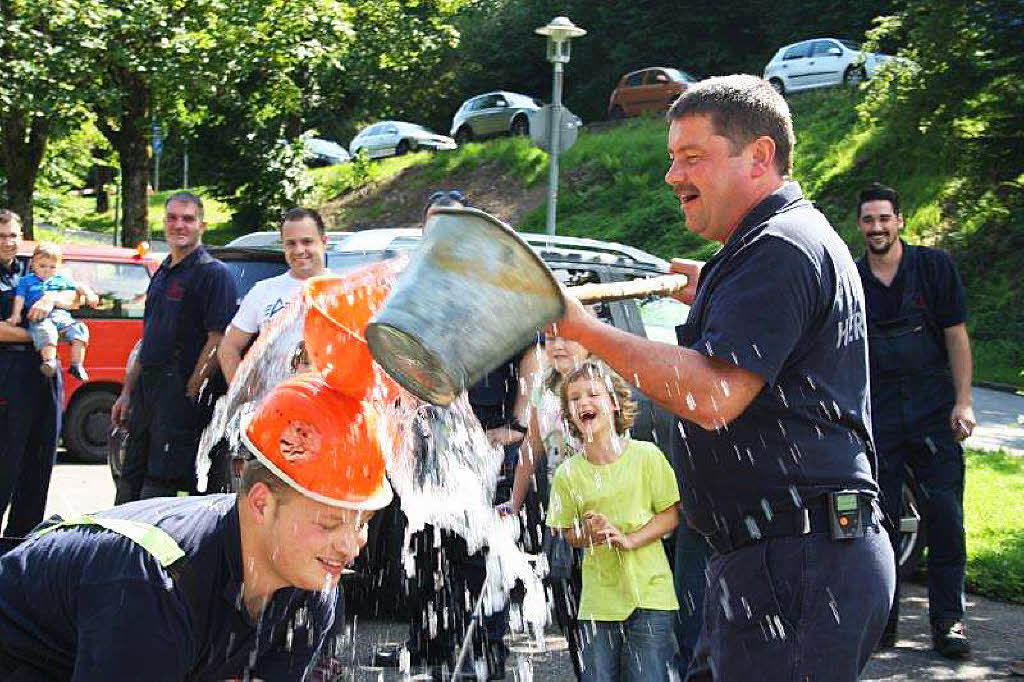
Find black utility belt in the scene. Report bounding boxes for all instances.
[703,492,878,555]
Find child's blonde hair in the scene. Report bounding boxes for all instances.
[559,360,637,439]
[32,242,62,264]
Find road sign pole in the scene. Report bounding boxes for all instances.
[545,62,564,236]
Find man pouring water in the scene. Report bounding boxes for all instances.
[550,75,895,680]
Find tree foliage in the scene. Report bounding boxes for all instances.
[0,0,94,237]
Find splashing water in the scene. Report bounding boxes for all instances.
[195,261,549,673]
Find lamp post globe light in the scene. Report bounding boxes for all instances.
[535,16,586,235]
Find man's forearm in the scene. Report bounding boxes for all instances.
[566,315,763,429]
[190,332,224,389]
[945,324,973,405]
[0,324,30,342]
[218,345,243,385]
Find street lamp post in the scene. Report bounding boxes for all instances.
[536,16,586,236]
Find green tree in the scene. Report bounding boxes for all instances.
[0,0,92,238]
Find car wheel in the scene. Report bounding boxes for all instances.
[510,116,529,136]
[844,65,866,87]
[769,78,785,96]
[609,105,625,120]
[395,139,410,156]
[454,126,473,145]
[898,471,927,579]
[64,389,116,463]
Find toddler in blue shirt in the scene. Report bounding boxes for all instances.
[4,242,98,379]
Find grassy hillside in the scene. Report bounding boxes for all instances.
[323,89,1021,388]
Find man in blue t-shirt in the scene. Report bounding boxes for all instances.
[553,75,894,681]
[110,192,237,502]
[855,183,974,658]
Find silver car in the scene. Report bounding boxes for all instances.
[349,121,457,159]
[449,91,541,144]
[763,38,893,95]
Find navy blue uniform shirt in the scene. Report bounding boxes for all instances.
[139,246,237,378]
[0,495,338,681]
[0,258,26,334]
[671,181,877,537]
[857,242,966,335]
[856,243,967,447]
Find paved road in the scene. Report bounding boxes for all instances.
[966,386,1024,455]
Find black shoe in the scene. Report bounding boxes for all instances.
[932,621,971,659]
[876,629,897,650]
[69,363,89,381]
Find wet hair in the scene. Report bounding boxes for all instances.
[559,361,638,439]
[164,191,205,221]
[0,209,22,231]
[281,207,327,237]
[238,458,294,501]
[667,74,795,177]
[32,241,62,264]
[857,183,901,218]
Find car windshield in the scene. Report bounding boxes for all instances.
[664,68,697,83]
[223,259,288,297]
[504,93,540,108]
[307,139,345,155]
[840,40,861,50]
[398,122,433,134]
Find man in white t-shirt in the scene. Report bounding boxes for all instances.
[218,208,329,384]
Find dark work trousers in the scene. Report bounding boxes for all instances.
[0,350,62,538]
[116,365,202,503]
[685,527,895,681]
[878,431,966,629]
[0,652,57,682]
[673,524,712,674]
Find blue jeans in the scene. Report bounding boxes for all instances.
[28,309,88,349]
[579,608,678,682]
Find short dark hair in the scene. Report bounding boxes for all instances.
[857,183,901,218]
[281,207,327,237]
[165,191,205,221]
[0,209,22,231]
[667,74,795,177]
[238,458,294,500]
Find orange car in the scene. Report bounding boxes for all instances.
[608,67,698,119]
[16,241,160,462]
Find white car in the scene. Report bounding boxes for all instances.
[763,38,893,95]
[349,121,457,159]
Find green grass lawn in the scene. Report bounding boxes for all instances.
[964,449,1024,602]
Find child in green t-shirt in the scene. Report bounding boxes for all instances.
[548,361,680,682]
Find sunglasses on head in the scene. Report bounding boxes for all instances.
[427,190,467,206]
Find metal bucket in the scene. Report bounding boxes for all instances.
[366,207,564,405]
